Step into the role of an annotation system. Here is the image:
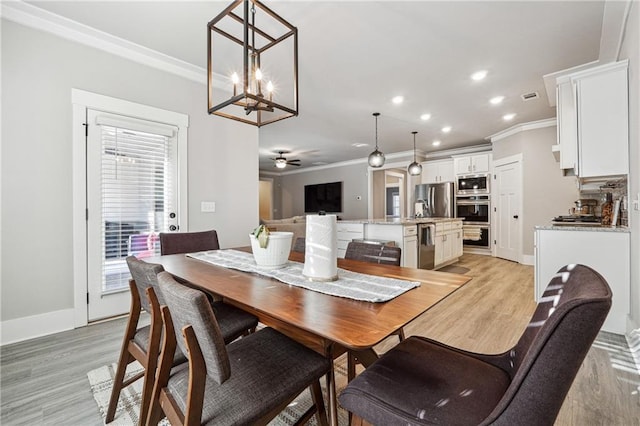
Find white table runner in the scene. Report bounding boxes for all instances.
[186,249,420,303]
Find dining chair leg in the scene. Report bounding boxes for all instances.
[310,379,328,426]
[347,352,357,382]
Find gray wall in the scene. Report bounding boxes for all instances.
[1,20,259,322]
[492,125,579,256]
[277,163,370,220]
[619,1,639,330]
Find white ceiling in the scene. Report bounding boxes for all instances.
[25,0,606,171]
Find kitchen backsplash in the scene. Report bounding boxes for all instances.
[579,177,628,227]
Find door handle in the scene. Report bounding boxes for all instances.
[513,215,519,219]
[169,225,177,231]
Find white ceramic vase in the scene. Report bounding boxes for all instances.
[249,231,293,269]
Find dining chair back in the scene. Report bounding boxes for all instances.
[159,229,220,255]
[344,241,403,384]
[345,241,402,266]
[106,256,168,425]
[148,272,331,426]
[339,264,612,425]
[292,237,306,253]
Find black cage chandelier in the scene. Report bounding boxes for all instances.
[208,0,299,127]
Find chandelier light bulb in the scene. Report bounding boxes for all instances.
[231,72,239,84]
[266,81,274,92]
[255,68,263,81]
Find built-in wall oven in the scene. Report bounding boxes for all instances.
[456,195,491,250]
[457,174,490,195]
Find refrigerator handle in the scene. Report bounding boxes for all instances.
[430,187,435,215]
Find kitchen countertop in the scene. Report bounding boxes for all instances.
[535,224,630,233]
[340,218,463,225]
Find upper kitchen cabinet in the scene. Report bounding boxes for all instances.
[422,159,454,183]
[453,153,491,175]
[555,60,629,178]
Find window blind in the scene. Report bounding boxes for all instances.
[98,120,177,293]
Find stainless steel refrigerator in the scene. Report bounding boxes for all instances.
[414,182,455,218]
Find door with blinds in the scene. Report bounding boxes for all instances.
[87,110,179,321]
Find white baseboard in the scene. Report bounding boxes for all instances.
[1,308,76,346]
[521,254,535,266]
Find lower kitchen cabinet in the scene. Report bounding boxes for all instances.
[362,223,418,268]
[435,221,463,269]
[336,223,364,258]
[534,227,629,334]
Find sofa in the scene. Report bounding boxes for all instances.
[261,216,306,242]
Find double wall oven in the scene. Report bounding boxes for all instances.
[456,193,491,251]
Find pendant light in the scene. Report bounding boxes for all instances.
[407,131,422,176]
[207,0,298,127]
[368,112,385,168]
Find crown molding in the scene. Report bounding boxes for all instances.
[0,1,228,88]
[487,118,557,142]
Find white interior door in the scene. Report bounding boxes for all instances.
[86,110,179,321]
[494,159,522,262]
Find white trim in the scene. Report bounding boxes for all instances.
[599,1,634,63]
[0,1,229,88]
[487,118,557,142]
[1,309,75,346]
[521,254,535,266]
[71,89,189,327]
[492,153,523,167]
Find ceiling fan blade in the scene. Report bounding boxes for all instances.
[288,162,301,166]
[287,159,301,163]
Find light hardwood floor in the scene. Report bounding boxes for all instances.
[1,254,638,425]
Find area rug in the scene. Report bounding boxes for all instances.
[437,265,471,275]
[88,355,350,425]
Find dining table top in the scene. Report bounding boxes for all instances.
[146,248,471,353]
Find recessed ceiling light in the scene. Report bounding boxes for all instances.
[432,140,441,147]
[490,96,505,105]
[471,70,488,81]
[392,95,404,104]
[420,113,431,121]
[441,126,452,133]
[352,143,369,148]
[503,113,516,121]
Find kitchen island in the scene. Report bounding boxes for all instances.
[337,218,463,269]
[534,224,630,334]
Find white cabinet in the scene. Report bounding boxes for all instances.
[403,233,418,269]
[454,153,491,175]
[534,228,629,334]
[336,222,364,258]
[556,78,578,171]
[422,159,454,183]
[576,64,629,177]
[434,220,464,269]
[555,60,629,177]
[363,223,418,267]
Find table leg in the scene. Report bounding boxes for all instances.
[326,359,338,426]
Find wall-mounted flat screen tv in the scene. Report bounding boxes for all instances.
[304,181,343,213]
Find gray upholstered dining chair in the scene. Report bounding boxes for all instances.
[147,272,331,426]
[106,257,177,424]
[107,256,258,425]
[292,237,306,253]
[344,241,402,266]
[344,241,404,382]
[159,229,220,255]
[339,264,612,426]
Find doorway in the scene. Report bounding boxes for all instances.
[493,154,523,263]
[259,178,274,221]
[72,89,188,325]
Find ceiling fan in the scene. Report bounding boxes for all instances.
[271,151,301,169]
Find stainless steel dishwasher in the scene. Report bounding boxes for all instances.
[418,223,436,270]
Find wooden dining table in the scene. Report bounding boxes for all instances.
[146,249,471,426]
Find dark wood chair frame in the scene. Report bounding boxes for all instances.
[106,281,162,424]
[147,305,329,426]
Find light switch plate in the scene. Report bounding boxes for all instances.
[201,201,216,213]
